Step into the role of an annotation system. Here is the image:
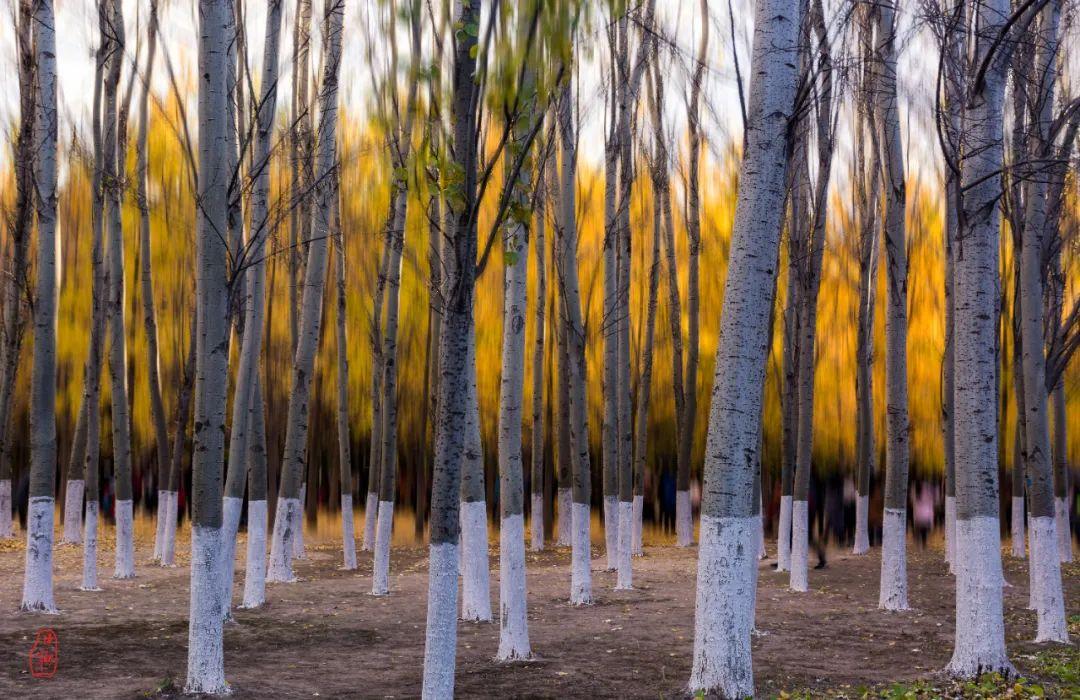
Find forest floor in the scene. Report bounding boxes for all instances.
[0,514,1076,699]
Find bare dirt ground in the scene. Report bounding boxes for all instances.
[0,515,1076,699]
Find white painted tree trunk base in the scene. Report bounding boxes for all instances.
[853,494,869,554]
[114,499,135,579]
[570,502,592,605]
[241,499,268,608]
[22,496,57,612]
[632,494,644,556]
[676,490,693,546]
[267,497,301,583]
[161,491,179,567]
[219,496,243,620]
[153,490,168,560]
[530,493,543,552]
[372,500,394,596]
[776,495,792,570]
[0,479,13,538]
[497,513,531,660]
[946,516,1015,679]
[1029,515,1068,642]
[361,491,378,552]
[879,507,910,610]
[421,541,459,698]
[556,488,571,547]
[689,514,756,699]
[62,479,84,545]
[603,495,618,570]
[185,525,228,694]
[81,500,102,591]
[616,500,633,590]
[292,485,307,559]
[944,496,956,571]
[341,494,357,570]
[1010,496,1025,558]
[1055,497,1072,563]
[459,500,492,620]
[789,500,808,592]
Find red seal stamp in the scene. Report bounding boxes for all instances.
[28,628,58,679]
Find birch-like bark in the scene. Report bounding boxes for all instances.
[556,79,593,606]
[689,0,802,690]
[530,158,547,553]
[874,0,911,611]
[162,310,197,567]
[334,192,357,570]
[421,2,479,693]
[778,219,800,571]
[269,0,343,584]
[21,0,58,613]
[101,0,135,580]
[0,0,35,541]
[458,327,491,619]
[1016,0,1067,641]
[185,0,233,691]
[225,0,284,610]
[289,0,313,354]
[946,0,1015,676]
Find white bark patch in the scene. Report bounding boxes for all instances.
[789,500,808,592]
[777,495,792,570]
[21,496,57,612]
[945,496,956,569]
[372,500,395,596]
[153,490,168,560]
[292,484,307,559]
[185,525,228,694]
[267,497,300,583]
[689,514,756,699]
[81,500,102,591]
[241,499,267,608]
[1029,515,1068,642]
[114,499,135,579]
[1010,496,1025,558]
[361,491,378,552]
[946,516,1015,679]
[530,493,543,552]
[341,494,357,570]
[676,490,693,546]
[422,541,459,699]
[459,500,492,620]
[497,513,531,660]
[1055,497,1072,563]
[879,507,909,610]
[632,494,644,556]
[853,494,869,555]
[603,495,618,570]
[62,479,84,544]
[0,479,13,538]
[220,496,243,618]
[616,500,633,589]
[162,491,178,567]
[556,488,572,546]
[571,502,592,605]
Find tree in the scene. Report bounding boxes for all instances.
[20,0,59,613]
[688,0,802,691]
[184,0,234,691]
[268,0,345,584]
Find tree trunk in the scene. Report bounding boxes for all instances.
[459,327,492,620]
[1016,0,1067,642]
[334,192,357,570]
[421,1,480,692]
[184,0,233,691]
[21,0,59,613]
[101,0,135,581]
[162,310,197,567]
[0,0,35,542]
[530,161,547,553]
[689,0,801,691]
[556,79,593,606]
[874,0,911,612]
[268,0,342,585]
[946,0,1014,675]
